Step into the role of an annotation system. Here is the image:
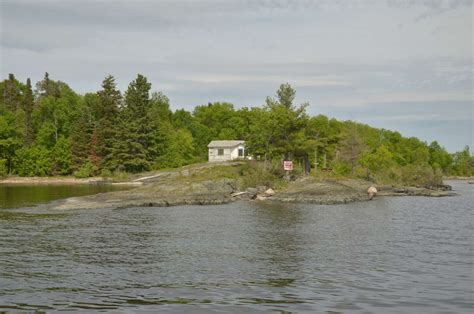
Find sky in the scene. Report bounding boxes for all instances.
[1,0,472,152]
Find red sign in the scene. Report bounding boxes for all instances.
[283,160,293,171]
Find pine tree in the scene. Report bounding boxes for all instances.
[96,75,121,170]
[113,74,152,172]
[70,109,92,170]
[36,72,60,98]
[89,127,100,170]
[22,78,35,146]
[3,74,22,111]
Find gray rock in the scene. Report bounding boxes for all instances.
[246,187,258,199]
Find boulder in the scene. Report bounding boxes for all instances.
[367,186,377,200]
[264,188,275,196]
[256,185,268,193]
[246,187,258,199]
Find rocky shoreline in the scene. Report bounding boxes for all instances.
[46,174,456,211]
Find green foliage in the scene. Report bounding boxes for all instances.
[0,159,7,177]
[1,73,471,187]
[338,122,366,174]
[14,146,53,176]
[401,164,443,187]
[0,108,22,174]
[359,145,394,176]
[96,75,121,170]
[154,129,195,168]
[74,161,97,178]
[332,161,351,176]
[451,146,474,176]
[23,78,34,146]
[52,136,72,175]
[112,74,153,173]
[70,108,92,170]
[237,162,284,189]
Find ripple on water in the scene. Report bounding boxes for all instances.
[0,181,472,312]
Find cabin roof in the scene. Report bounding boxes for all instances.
[207,140,245,148]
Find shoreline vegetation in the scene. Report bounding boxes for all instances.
[4,161,453,211]
[1,73,473,211]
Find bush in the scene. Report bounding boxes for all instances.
[111,170,131,181]
[0,159,7,177]
[74,161,97,178]
[100,168,113,179]
[401,164,442,187]
[237,161,284,189]
[332,161,351,176]
[14,146,53,176]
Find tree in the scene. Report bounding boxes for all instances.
[263,83,308,160]
[428,141,452,173]
[0,108,22,174]
[96,75,121,170]
[339,122,366,175]
[14,146,52,176]
[452,146,473,176]
[2,74,23,112]
[70,107,92,170]
[22,78,35,146]
[113,74,152,172]
[52,136,72,175]
[360,144,394,179]
[36,72,60,99]
[155,129,195,168]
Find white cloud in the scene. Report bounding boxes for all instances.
[0,0,472,151]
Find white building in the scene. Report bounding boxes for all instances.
[208,140,245,162]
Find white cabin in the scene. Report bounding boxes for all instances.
[208,140,245,162]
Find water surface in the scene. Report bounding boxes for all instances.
[0,181,472,312]
[0,184,132,209]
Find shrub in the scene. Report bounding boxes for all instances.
[238,161,284,189]
[100,168,113,179]
[0,159,7,177]
[401,164,442,187]
[14,146,53,176]
[74,161,97,178]
[332,161,351,176]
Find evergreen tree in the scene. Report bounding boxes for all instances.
[339,122,366,175]
[0,108,22,174]
[36,72,60,98]
[70,108,92,170]
[96,75,121,170]
[263,83,308,160]
[52,136,72,175]
[113,74,152,172]
[22,78,35,146]
[2,74,22,112]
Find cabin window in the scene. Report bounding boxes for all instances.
[238,148,244,157]
[218,148,224,156]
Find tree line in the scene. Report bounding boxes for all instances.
[1,73,472,184]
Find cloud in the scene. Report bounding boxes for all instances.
[0,0,472,151]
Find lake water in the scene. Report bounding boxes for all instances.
[0,184,132,209]
[0,181,472,313]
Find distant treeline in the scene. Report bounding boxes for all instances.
[1,73,473,183]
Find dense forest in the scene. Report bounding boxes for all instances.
[1,73,473,184]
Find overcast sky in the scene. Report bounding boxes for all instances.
[1,0,472,152]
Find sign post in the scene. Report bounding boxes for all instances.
[283,160,293,181]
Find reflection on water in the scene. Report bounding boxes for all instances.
[0,184,132,209]
[0,181,472,312]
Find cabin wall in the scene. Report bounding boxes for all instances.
[208,148,232,162]
[208,145,245,162]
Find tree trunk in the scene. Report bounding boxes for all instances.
[314,148,318,174]
[304,153,310,175]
